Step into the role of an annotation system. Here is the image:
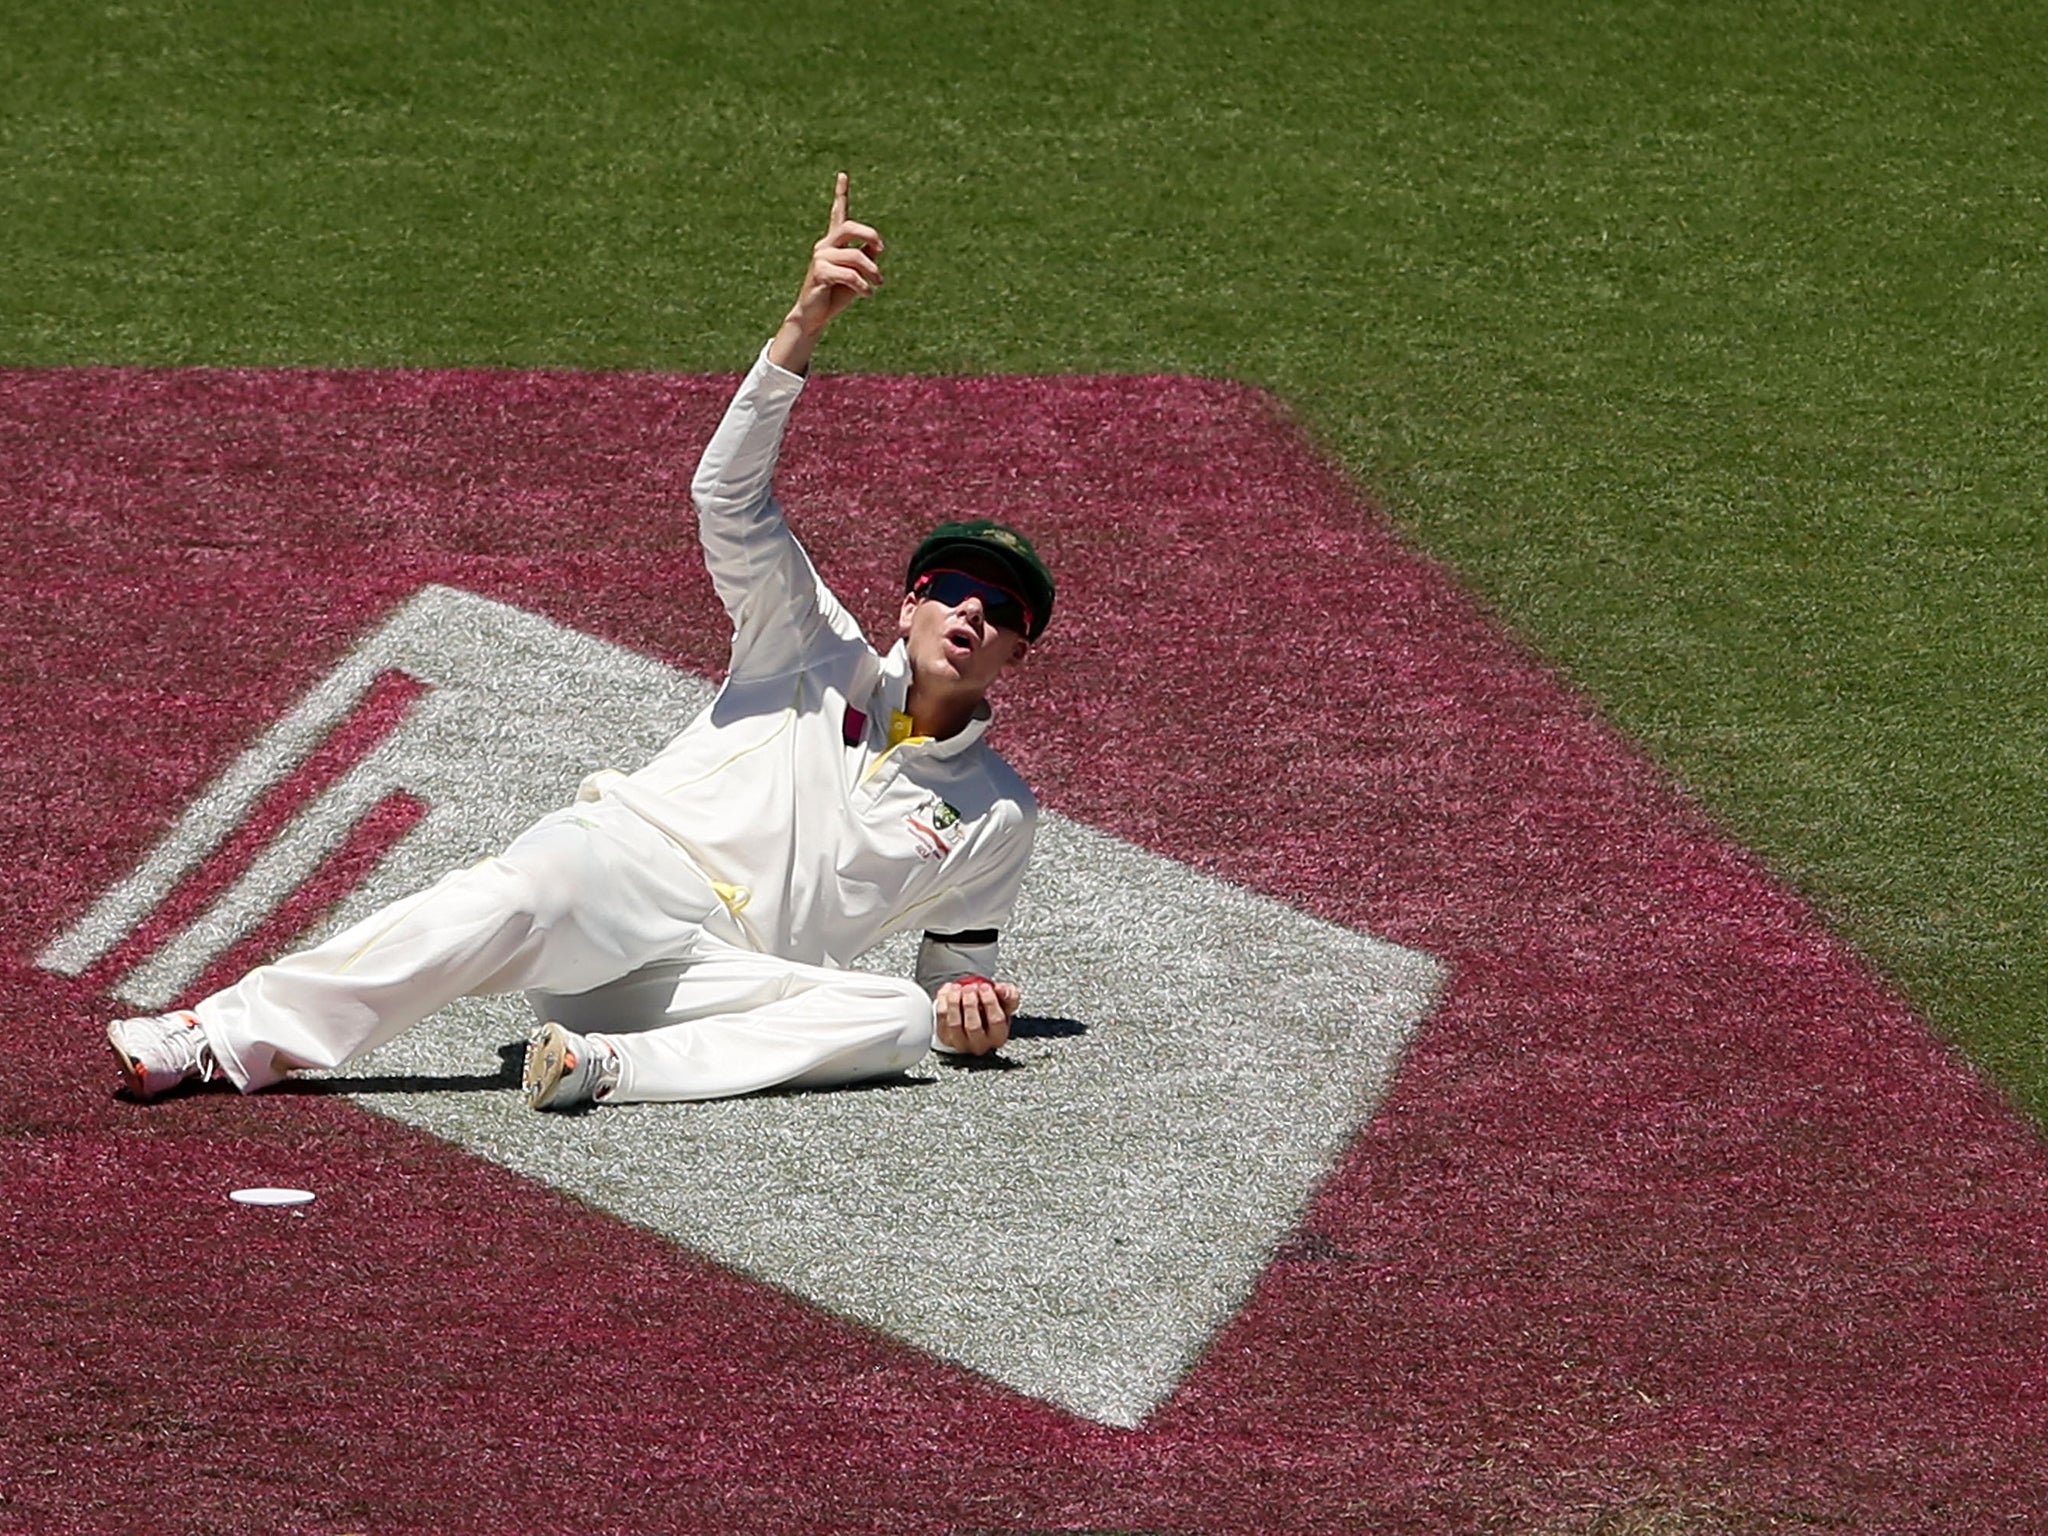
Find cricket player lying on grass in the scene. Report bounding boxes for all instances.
[107,174,1053,1111]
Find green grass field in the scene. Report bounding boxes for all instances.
[7,0,2044,1122]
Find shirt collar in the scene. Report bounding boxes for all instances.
[877,641,993,758]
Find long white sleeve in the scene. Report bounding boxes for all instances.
[689,346,866,679]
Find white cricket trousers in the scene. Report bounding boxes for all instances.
[193,797,934,1101]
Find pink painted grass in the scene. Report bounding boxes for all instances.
[1,367,2042,1533]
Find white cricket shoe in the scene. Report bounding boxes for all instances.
[521,1022,620,1111]
[107,1010,218,1100]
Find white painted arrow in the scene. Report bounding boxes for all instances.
[44,585,1444,1427]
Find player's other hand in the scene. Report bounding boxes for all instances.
[786,171,884,341]
[934,975,1020,1056]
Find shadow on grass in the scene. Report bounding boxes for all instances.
[259,1015,1089,1095]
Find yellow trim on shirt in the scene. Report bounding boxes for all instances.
[657,677,803,795]
[860,709,933,785]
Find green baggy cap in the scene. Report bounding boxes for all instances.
[906,519,1055,640]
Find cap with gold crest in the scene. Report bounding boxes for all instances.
[905,519,1055,641]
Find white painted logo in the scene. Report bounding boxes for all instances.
[44,585,1445,1427]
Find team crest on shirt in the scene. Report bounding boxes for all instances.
[906,794,962,860]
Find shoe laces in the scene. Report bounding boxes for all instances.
[589,1042,622,1103]
[167,1011,219,1080]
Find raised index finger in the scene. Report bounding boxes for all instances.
[828,172,849,232]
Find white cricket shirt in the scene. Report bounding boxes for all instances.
[584,347,1038,974]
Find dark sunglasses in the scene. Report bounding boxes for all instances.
[914,568,1033,636]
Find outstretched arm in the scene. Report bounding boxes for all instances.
[688,174,884,675]
[918,930,1023,1057]
[767,172,885,376]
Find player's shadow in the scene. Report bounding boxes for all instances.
[932,1013,1086,1073]
[1010,1013,1086,1040]
[271,1057,522,1097]
[276,1015,1089,1095]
